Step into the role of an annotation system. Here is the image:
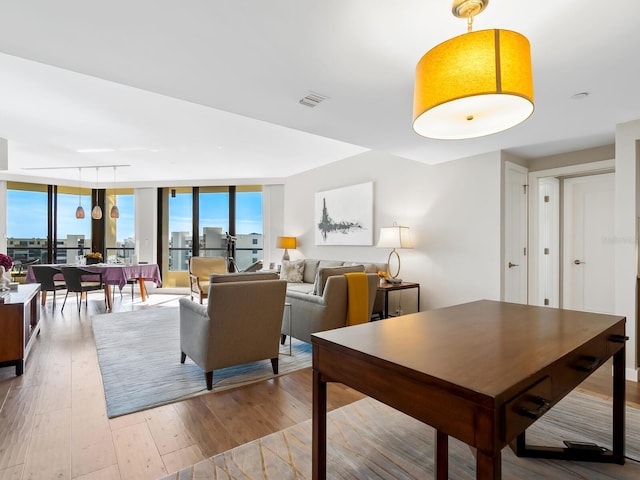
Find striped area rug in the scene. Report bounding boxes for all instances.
[160,390,640,479]
[92,306,311,418]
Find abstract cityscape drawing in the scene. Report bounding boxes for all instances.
[315,182,373,245]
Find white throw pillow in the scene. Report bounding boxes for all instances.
[280,260,304,283]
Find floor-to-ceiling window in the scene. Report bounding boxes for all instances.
[198,186,229,258]
[105,188,135,262]
[167,187,193,273]
[6,182,51,263]
[56,185,92,263]
[235,186,263,269]
[160,185,262,287]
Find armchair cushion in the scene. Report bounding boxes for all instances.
[189,256,227,303]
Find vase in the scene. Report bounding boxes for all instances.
[86,257,101,265]
[0,266,9,291]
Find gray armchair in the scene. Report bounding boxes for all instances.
[179,272,287,390]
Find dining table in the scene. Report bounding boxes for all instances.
[26,263,162,310]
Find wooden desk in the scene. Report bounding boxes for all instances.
[376,281,420,318]
[312,300,626,480]
[0,284,41,376]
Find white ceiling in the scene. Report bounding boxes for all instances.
[0,0,637,186]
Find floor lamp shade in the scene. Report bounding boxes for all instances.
[277,236,297,262]
[413,29,534,139]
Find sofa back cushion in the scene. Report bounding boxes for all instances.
[312,264,365,296]
[210,272,279,283]
[302,259,320,284]
[280,260,305,283]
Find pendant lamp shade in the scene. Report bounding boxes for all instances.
[110,166,119,218]
[413,28,533,139]
[76,167,85,219]
[91,167,103,220]
[91,205,103,220]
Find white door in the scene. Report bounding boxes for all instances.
[504,162,528,304]
[562,173,615,313]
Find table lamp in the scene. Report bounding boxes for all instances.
[276,236,297,262]
[377,224,412,282]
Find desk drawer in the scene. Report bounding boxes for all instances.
[503,376,552,443]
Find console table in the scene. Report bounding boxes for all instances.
[312,300,626,479]
[0,283,41,376]
[376,281,420,318]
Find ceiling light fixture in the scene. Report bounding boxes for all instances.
[75,167,85,219]
[110,166,119,219]
[412,0,534,139]
[91,167,103,220]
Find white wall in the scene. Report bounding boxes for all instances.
[614,119,640,380]
[0,180,6,254]
[284,150,502,310]
[262,184,285,268]
[134,188,157,263]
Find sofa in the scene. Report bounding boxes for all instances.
[280,259,387,343]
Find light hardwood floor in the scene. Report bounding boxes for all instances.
[0,291,638,480]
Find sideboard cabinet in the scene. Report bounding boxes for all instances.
[0,283,41,376]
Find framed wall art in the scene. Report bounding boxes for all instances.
[315,182,373,245]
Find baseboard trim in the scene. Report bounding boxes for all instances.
[626,367,639,382]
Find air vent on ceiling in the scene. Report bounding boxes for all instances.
[299,92,328,108]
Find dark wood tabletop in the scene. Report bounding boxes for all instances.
[312,299,627,480]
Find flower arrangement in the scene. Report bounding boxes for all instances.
[377,270,389,283]
[85,252,103,260]
[0,253,13,271]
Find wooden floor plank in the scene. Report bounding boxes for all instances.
[22,409,71,480]
[171,396,238,458]
[71,411,117,478]
[73,464,121,480]
[143,405,196,456]
[0,385,40,470]
[0,465,23,480]
[111,421,167,480]
[161,444,205,477]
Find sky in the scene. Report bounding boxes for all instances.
[7,189,262,241]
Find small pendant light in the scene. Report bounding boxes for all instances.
[91,167,103,220]
[110,166,119,218]
[75,167,85,219]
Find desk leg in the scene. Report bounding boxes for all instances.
[476,451,501,480]
[312,368,327,480]
[384,291,389,319]
[40,291,47,306]
[612,345,625,463]
[138,278,147,302]
[104,285,112,311]
[435,430,448,480]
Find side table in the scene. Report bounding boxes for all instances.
[376,281,420,318]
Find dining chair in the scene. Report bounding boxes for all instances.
[31,265,66,307]
[60,266,106,312]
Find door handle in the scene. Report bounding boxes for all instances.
[508,262,519,268]
[574,259,585,265]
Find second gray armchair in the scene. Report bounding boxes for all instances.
[179,272,287,390]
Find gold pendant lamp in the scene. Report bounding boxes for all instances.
[413,0,534,139]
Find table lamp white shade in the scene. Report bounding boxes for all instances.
[377,225,412,279]
[276,236,297,262]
